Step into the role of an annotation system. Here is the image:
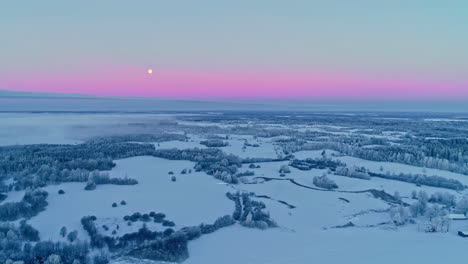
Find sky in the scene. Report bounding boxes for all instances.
[1,0,467,99]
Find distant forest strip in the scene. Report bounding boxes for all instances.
[278,138,468,176]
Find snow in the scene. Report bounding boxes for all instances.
[155,139,206,150]
[186,225,468,264]
[219,135,282,159]
[3,112,468,264]
[1,190,25,204]
[448,214,468,220]
[293,149,341,159]
[21,156,233,241]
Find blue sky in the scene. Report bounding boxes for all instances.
[1,1,467,98]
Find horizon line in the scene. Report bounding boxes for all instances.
[2,89,468,103]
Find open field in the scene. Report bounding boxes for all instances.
[1,112,468,264]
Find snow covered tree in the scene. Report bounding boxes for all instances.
[44,254,62,264]
[389,205,409,225]
[417,190,429,202]
[60,226,67,238]
[67,230,78,242]
[84,178,96,191]
[19,220,40,241]
[410,200,427,217]
[334,166,370,180]
[432,215,450,233]
[429,192,456,207]
[456,196,468,215]
[426,204,442,221]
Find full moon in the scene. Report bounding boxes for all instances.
[147,69,153,74]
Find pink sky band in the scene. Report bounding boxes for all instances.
[1,67,467,99]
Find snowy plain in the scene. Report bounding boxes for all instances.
[2,112,468,264]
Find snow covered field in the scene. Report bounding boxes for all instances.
[24,156,233,241]
[2,112,468,264]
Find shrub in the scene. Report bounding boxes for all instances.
[290,158,344,171]
[141,214,151,222]
[313,175,338,189]
[162,220,175,227]
[213,215,235,229]
[130,212,141,222]
[279,165,291,174]
[334,166,371,180]
[200,139,228,147]
[236,171,255,177]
